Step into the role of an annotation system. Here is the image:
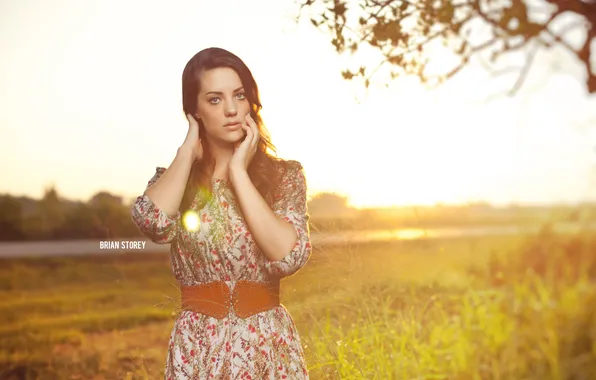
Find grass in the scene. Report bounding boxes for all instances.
[0,228,594,379]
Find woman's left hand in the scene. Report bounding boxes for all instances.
[229,113,259,173]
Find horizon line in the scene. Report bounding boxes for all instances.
[1,189,594,210]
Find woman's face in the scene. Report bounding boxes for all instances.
[195,67,250,146]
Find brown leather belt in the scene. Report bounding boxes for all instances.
[180,280,280,319]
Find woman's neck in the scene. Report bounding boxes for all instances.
[208,140,234,180]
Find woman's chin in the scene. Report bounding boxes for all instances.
[226,130,246,143]
[210,130,246,146]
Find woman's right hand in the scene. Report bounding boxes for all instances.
[179,113,204,161]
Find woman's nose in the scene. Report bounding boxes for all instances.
[225,103,237,117]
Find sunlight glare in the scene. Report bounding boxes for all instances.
[182,210,200,232]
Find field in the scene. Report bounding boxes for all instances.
[1,227,595,379]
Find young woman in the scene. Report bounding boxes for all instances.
[131,47,312,379]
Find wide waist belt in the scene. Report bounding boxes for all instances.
[180,280,280,319]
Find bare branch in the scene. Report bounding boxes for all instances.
[298,0,596,94]
[508,42,540,96]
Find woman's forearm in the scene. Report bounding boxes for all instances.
[230,168,298,262]
[144,147,194,217]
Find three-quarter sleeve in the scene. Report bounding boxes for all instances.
[131,167,180,244]
[264,160,312,278]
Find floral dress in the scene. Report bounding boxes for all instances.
[131,159,312,380]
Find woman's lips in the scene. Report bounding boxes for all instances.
[224,122,241,130]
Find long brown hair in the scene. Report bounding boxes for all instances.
[180,47,281,212]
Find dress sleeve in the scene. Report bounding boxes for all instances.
[264,160,312,278]
[131,167,181,244]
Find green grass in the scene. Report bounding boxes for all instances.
[0,229,594,379]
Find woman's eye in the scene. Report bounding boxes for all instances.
[208,93,244,104]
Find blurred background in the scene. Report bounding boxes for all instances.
[1,0,596,379]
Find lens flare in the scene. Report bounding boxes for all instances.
[182,210,200,232]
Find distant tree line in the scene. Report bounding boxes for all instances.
[0,187,592,241]
[0,187,141,241]
[0,187,357,242]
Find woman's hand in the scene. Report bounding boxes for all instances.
[178,113,204,161]
[229,113,259,173]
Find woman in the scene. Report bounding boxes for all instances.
[131,47,312,379]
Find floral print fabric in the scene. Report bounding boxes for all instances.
[132,160,312,379]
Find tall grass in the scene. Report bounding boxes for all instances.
[300,229,596,379]
[0,230,594,379]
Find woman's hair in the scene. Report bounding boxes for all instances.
[180,47,281,212]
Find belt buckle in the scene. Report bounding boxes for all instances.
[231,280,248,319]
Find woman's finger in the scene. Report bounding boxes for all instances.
[245,114,259,146]
[242,123,253,143]
[185,113,200,141]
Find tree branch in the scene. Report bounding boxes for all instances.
[298,0,596,94]
[508,41,540,96]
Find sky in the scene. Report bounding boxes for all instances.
[1,0,596,208]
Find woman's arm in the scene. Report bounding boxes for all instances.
[144,147,194,217]
[230,161,312,277]
[230,168,297,261]
[131,147,194,244]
